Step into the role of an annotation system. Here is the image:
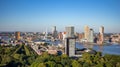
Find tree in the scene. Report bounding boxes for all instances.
[1,55,13,64]
[96,63,104,67]
[82,53,93,65]
[13,54,21,60]
[105,62,114,67]
[55,64,63,67]
[0,56,2,64]
[61,54,68,59]
[72,60,82,67]
[116,62,120,67]
[53,56,61,63]
[38,63,46,67]
[46,61,56,67]
[83,62,90,67]
[24,45,30,56]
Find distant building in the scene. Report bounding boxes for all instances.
[94,37,98,43]
[99,26,104,34]
[15,31,20,40]
[89,29,94,43]
[52,26,57,39]
[74,32,79,37]
[78,33,84,42]
[98,26,104,44]
[65,26,74,37]
[110,34,120,43]
[84,26,94,43]
[79,33,84,39]
[84,25,90,41]
[58,32,63,40]
[62,32,66,40]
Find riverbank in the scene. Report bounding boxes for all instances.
[76,42,120,55]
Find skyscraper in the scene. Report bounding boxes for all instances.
[15,31,20,40]
[65,26,76,57]
[99,26,104,34]
[65,38,76,57]
[98,26,104,44]
[65,26,74,37]
[84,25,90,41]
[89,29,94,43]
[58,32,63,40]
[44,28,48,40]
[62,32,66,40]
[52,26,57,39]
[52,26,56,32]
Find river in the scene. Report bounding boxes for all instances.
[38,40,120,55]
[76,42,120,55]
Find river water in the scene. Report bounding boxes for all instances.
[76,42,120,55]
[38,40,120,55]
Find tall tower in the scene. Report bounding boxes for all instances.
[65,26,76,57]
[99,26,104,44]
[84,25,90,41]
[89,29,94,42]
[52,26,57,39]
[62,32,66,41]
[44,28,48,40]
[65,26,74,37]
[99,26,104,34]
[15,31,20,40]
[52,26,56,32]
[58,32,63,40]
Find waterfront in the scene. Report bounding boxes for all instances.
[76,42,120,55]
[45,40,120,55]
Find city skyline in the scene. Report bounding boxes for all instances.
[0,0,120,33]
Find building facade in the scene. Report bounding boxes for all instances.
[65,37,75,57]
[84,25,90,41]
[65,26,74,37]
[99,26,104,44]
[65,26,76,57]
[52,26,57,39]
[89,29,94,43]
[15,31,20,40]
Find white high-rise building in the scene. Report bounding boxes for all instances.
[89,29,94,43]
[62,32,66,40]
[99,26,104,34]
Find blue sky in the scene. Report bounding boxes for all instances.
[0,0,120,33]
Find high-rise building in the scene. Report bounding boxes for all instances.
[65,26,74,37]
[99,26,104,34]
[52,26,57,39]
[52,26,56,32]
[44,28,48,40]
[62,32,66,40]
[89,29,94,42]
[65,26,76,57]
[15,31,20,40]
[84,25,90,41]
[79,33,84,40]
[58,32,63,40]
[98,26,104,44]
[65,38,75,57]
